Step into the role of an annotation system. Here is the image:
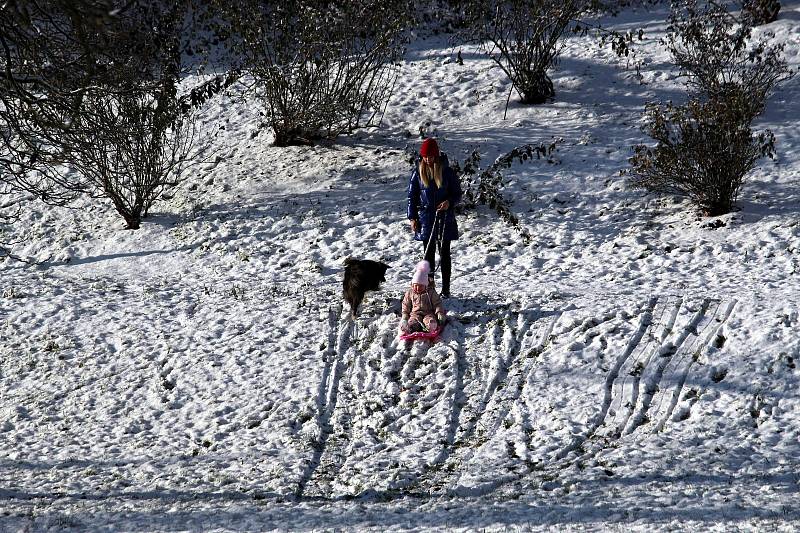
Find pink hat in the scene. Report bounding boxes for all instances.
[412,260,430,285]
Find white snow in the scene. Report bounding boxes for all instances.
[2,4,800,531]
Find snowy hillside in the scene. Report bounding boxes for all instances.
[2,4,800,531]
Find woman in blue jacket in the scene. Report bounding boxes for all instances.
[407,138,462,298]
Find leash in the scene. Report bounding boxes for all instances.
[422,210,444,273]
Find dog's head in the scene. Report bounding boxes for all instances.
[368,260,389,282]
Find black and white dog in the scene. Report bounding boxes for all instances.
[343,258,389,318]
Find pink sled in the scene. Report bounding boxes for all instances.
[398,320,446,342]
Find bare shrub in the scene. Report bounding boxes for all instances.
[0,187,21,262]
[0,1,112,204]
[63,89,195,230]
[1,1,205,229]
[217,0,407,146]
[628,0,791,216]
[665,0,789,115]
[460,0,589,105]
[630,96,775,216]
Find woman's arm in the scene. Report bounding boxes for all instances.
[407,168,420,221]
[447,166,462,206]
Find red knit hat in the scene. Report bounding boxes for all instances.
[420,138,439,158]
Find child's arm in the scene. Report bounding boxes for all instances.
[401,290,412,318]
[431,290,445,317]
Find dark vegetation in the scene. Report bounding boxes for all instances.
[628,0,791,216]
[0,0,197,229]
[213,0,407,147]
[0,0,791,235]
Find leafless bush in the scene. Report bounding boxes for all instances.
[63,89,195,229]
[460,0,590,105]
[0,185,20,262]
[0,1,112,204]
[628,0,791,216]
[630,96,775,216]
[0,1,205,229]
[218,0,407,146]
[665,0,789,116]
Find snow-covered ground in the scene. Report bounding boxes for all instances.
[2,4,800,531]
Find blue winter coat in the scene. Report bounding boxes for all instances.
[407,154,463,242]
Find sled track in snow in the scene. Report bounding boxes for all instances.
[571,298,735,451]
[444,310,562,497]
[500,296,737,498]
[651,299,736,432]
[375,317,468,495]
[295,304,355,499]
[559,297,736,457]
[658,300,737,427]
[299,310,407,499]
[405,309,560,496]
[397,337,432,414]
[494,297,736,495]
[405,309,527,495]
[616,298,716,436]
[552,297,660,461]
[601,296,681,439]
[482,311,561,456]
[298,296,736,500]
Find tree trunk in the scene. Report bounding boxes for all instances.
[702,200,733,217]
[123,213,141,229]
[273,127,315,147]
[518,71,555,105]
[120,203,142,229]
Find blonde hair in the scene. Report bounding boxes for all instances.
[418,158,443,188]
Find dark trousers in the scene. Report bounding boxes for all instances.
[423,239,452,293]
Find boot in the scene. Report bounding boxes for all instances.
[441,281,451,299]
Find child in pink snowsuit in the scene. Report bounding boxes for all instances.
[401,261,446,333]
